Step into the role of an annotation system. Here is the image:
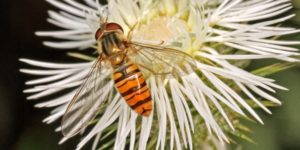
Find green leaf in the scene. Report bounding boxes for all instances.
[251,62,296,77]
[67,52,96,61]
[245,100,280,108]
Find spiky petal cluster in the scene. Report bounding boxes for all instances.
[21,0,299,149]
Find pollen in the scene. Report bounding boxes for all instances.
[133,17,185,42]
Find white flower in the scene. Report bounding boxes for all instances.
[21,0,299,149]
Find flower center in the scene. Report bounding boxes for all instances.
[132,17,187,44]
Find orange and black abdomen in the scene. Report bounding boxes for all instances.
[113,60,152,116]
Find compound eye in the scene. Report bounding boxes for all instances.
[95,28,103,40]
[105,23,124,33]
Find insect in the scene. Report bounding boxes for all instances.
[61,22,196,137]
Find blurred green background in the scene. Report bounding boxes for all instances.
[0,0,300,149]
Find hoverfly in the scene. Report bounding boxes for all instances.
[61,21,196,137]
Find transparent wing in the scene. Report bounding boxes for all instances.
[128,42,197,78]
[61,57,112,138]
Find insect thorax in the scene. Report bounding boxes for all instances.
[101,32,126,57]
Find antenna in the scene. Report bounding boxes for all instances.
[98,3,109,24]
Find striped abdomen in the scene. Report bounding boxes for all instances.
[113,60,152,116]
